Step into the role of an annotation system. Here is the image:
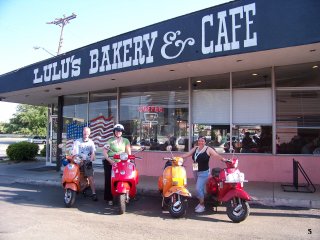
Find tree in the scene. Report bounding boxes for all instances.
[2,104,47,135]
[0,122,5,133]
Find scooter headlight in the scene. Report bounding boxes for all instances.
[67,164,74,170]
[120,170,126,175]
[173,157,183,166]
[120,152,128,161]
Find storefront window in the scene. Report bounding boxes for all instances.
[62,93,88,151]
[89,89,117,121]
[231,125,272,153]
[57,62,320,156]
[192,124,229,153]
[120,79,189,151]
[63,93,88,131]
[275,61,320,87]
[232,68,272,153]
[192,73,230,152]
[88,90,117,160]
[51,103,58,115]
[276,62,320,154]
[232,68,271,88]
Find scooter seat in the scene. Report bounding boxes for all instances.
[211,168,221,177]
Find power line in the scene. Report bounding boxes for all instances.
[47,13,77,55]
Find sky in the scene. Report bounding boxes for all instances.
[0,0,231,122]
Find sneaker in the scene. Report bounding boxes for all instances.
[195,205,205,213]
[107,200,113,206]
[195,203,201,210]
[92,193,98,201]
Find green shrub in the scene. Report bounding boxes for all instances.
[40,145,46,157]
[6,141,39,161]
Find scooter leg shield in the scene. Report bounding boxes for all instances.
[64,183,78,192]
[116,182,131,194]
[158,176,163,192]
[220,188,251,202]
[135,170,139,185]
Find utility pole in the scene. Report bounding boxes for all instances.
[47,13,77,55]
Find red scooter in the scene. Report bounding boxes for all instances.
[111,151,142,214]
[206,157,251,223]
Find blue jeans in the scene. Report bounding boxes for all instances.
[193,169,210,200]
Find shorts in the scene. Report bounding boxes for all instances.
[81,160,94,177]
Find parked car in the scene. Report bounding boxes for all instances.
[28,136,46,144]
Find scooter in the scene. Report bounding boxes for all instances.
[61,153,91,208]
[206,156,251,223]
[158,150,192,218]
[111,151,142,214]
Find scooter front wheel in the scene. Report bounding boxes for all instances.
[64,189,76,208]
[118,194,126,214]
[226,197,250,223]
[168,193,188,218]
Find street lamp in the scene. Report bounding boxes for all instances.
[33,46,55,57]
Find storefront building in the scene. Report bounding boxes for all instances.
[1,0,320,184]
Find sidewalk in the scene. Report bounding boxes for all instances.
[0,159,319,209]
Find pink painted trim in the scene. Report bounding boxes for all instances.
[135,151,320,184]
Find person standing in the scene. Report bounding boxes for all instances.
[102,124,131,205]
[241,132,256,153]
[181,136,225,213]
[72,127,98,201]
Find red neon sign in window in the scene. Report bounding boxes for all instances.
[138,105,164,113]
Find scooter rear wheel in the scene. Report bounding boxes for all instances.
[64,189,76,208]
[226,198,250,223]
[168,194,188,218]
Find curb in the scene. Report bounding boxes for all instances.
[250,197,320,209]
[15,178,61,187]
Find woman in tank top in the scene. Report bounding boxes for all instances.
[181,136,225,213]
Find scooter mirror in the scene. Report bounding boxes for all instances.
[104,143,110,150]
[58,143,64,149]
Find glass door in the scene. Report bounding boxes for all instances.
[47,115,58,166]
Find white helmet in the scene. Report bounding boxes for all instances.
[113,124,125,133]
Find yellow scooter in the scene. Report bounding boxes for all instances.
[158,149,191,218]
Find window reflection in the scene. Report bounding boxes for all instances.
[231,125,272,154]
[192,124,229,154]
